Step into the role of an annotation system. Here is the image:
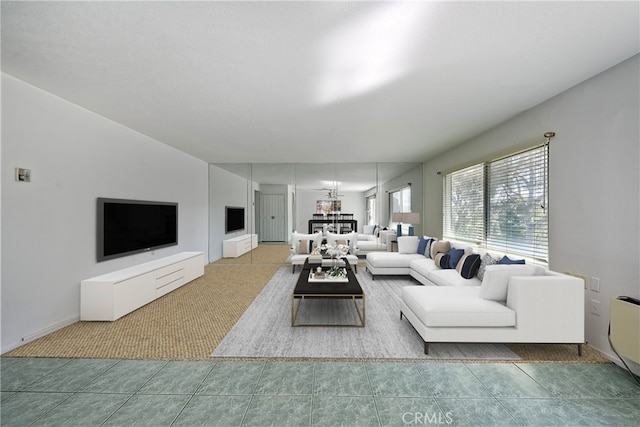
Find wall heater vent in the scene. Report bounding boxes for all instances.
[610,296,640,364]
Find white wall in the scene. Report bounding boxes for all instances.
[423,55,640,360]
[1,74,209,353]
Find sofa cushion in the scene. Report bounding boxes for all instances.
[499,255,526,265]
[428,269,481,287]
[417,238,429,256]
[397,236,419,254]
[425,238,436,258]
[435,252,450,269]
[402,286,516,327]
[298,240,310,254]
[477,253,498,281]
[447,248,465,269]
[366,252,423,268]
[409,258,439,277]
[430,240,451,259]
[456,253,481,279]
[357,240,386,253]
[479,264,539,301]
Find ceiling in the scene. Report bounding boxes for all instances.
[2,1,639,167]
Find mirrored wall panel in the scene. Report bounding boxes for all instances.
[209,162,422,263]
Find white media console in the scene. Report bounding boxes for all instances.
[81,251,205,321]
[223,234,258,258]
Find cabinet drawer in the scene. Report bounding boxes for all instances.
[155,262,183,278]
[157,276,184,297]
[156,269,184,289]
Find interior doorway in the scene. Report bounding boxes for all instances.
[260,193,286,242]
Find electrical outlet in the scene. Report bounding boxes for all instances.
[591,277,600,292]
[591,299,601,316]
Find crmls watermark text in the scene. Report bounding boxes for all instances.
[402,411,454,425]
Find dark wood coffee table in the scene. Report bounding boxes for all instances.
[291,259,365,327]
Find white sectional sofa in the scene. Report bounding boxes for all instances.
[366,236,434,280]
[366,235,585,354]
[356,225,396,255]
[367,236,483,286]
[401,269,585,354]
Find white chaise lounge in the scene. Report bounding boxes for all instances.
[400,265,585,354]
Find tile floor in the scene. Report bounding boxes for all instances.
[1,358,639,426]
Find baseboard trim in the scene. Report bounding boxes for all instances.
[2,314,79,354]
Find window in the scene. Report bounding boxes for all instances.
[391,186,411,214]
[366,194,377,225]
[443,144,549,263]
[391,186,412,234]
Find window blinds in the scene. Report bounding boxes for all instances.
[443,144,549,262]
[487,146,548,261]
[443,164,484,243]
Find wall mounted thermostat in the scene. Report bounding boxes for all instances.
[15,168,31,182]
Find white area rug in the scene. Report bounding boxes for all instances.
[212,267,520,360]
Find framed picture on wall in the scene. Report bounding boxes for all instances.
[316,200,341,214]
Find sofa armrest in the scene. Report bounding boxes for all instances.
[506,275,584,342]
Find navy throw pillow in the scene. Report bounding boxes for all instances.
[435,252,451,269]
[500,255,525,265]
[457,254,481,279]
[417,238,428,255]
[448,248,465,269]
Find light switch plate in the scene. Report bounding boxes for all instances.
[15,168,31,182]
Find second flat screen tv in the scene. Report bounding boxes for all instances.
[225,206,245,233]
[97,198,178,262]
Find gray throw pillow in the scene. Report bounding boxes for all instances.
[477,253,497,281]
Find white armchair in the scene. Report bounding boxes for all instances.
[289,232,322,273]
[326,231,359,273]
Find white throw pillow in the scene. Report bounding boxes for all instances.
[397,236,419,254]
[479,264,538,301]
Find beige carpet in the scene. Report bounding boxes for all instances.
[3,244,608,363]
[3,244,291,360]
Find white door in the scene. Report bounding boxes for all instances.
[260,194,286,242]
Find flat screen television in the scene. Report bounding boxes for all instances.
[97,197,178,262]
[225,206,245,233]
